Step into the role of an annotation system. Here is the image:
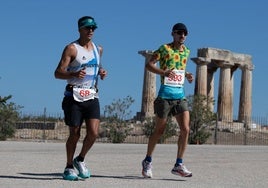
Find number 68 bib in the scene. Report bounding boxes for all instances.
[164,69,185,87]
[73,85,96,102]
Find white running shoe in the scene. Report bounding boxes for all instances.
[142,160,153,178]
[62,168,78,181]
[73,157,90,179]
[171,163,192,177]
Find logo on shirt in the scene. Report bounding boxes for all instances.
[82,56,86,60]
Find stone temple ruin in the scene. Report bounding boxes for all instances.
[138,48,254,123]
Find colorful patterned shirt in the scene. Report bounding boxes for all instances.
[153,44,190,99]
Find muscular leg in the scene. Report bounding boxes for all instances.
[66,126,81,166]
[175,111,190,159]
[78,119,100,158]
[146,116,167,157]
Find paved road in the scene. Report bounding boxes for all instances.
[0,141,267,188]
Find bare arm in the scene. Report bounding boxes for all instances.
[146,54,194,83]
[54,44,86,80]
[97,46,107,80]
[145,55,173,77]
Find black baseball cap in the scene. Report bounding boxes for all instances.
[172,23,188,35]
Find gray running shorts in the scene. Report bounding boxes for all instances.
[154,97,189,118]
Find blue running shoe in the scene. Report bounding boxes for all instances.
[73,157,90,179]
[63,168,78,181]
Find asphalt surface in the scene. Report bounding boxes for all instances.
[0,141,267,188]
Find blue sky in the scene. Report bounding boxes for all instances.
[0,0,267,118]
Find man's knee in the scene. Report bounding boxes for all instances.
[180,124,190,135]
[69,127,81,139]
[155,127,165,135]
[89,131,99,139]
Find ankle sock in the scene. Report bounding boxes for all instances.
[66,164,74,169]
[145,156,152,162]
[175,158,183,166]
[76,155,84,162]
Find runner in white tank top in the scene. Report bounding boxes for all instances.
[54,16,107,181]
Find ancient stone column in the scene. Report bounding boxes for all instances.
[138,50,156,119]
[217,62,233,121]
[238,64,253,123]
[191,57,210,96]
[207,67,217,111]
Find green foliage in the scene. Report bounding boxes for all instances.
[142,117,178,143]
[142,117,155,137]
[102,96,134,143]
[106,121,132,143]
[104,95,134,121]
[0,95,22,140]
[0,95,12,104]
[187,94,216,144]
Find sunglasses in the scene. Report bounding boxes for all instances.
[174,30,187,36]
[84,26,97,31]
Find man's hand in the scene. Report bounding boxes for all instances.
[186,72,194,83]
[99,69,107,80]
[75,67,87,79]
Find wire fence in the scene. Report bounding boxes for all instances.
[11,114,268,145]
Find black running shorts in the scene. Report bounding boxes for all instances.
[62,96,100,126]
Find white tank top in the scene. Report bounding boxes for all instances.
[66,41,100,87]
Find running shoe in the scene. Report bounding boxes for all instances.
[142,160,153,178]
[171,163,192,177]
[73,157,91,178]
[62,168,78,181]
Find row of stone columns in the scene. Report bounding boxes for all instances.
[191,48,254,123]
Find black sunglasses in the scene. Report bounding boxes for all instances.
[85,26,97,31]
[174,30,187,36]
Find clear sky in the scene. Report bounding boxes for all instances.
[0,0,267,118]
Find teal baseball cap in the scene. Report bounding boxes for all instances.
[78,17,97,29]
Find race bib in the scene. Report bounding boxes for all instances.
[164,69,185,87]
[73,85,96,102]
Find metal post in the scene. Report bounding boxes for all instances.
[43,107,46,141]
[243,120,248,145]
[214,113,218,145]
